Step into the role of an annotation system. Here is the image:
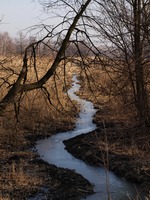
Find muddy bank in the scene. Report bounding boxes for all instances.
[1,158,93,199]
[0,74,94,200]
[64,122,150,194]
[0,121,94,200]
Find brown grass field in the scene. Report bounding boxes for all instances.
[76,65,150,196]
[0,56,83,199]
[0,56,149,199]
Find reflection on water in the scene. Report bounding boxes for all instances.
[36,75,145,200]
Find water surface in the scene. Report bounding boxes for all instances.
[36,75,145,200]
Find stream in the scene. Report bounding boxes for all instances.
[36,75,145,200]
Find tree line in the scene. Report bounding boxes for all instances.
[0,32,36,56]
[0,31,92,57]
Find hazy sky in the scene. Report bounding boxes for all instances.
[0,0,47,38]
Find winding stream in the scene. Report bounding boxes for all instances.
[36,75,144,200]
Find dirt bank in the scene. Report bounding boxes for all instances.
[0,119,94,200]
[63,117,150,195]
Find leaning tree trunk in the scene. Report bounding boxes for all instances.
[0,0,92,115]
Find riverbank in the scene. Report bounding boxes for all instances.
[1,70,150,199]
[64,70,150,198]
[0,116,94,200]
[0,69,95,199]
[64,110,150,197]
[0,72,94,200]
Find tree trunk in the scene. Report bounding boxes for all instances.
[0,0,92,115]
[134,0,149,125]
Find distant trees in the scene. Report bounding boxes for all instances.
[0,32,14,56]
[0,32,43,56]
[14,32,28,55]
[0,31,88,57]
[0,32,27,56]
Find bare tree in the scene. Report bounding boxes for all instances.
[0,0,92,114]
[85,0,150,125]
[1,0,149,126]
[15,32,28,56]
[0,32,15,56]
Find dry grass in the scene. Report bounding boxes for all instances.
[1,55,149,198]
[0,149,43,199]
[78,64,137,125]
[0,55,80,142]
[75,64,150,195]
[0,56,81,198]
[77,64,150,154]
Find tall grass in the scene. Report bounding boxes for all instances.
[0,56,80,198]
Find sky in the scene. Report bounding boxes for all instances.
[0,0,49,38]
